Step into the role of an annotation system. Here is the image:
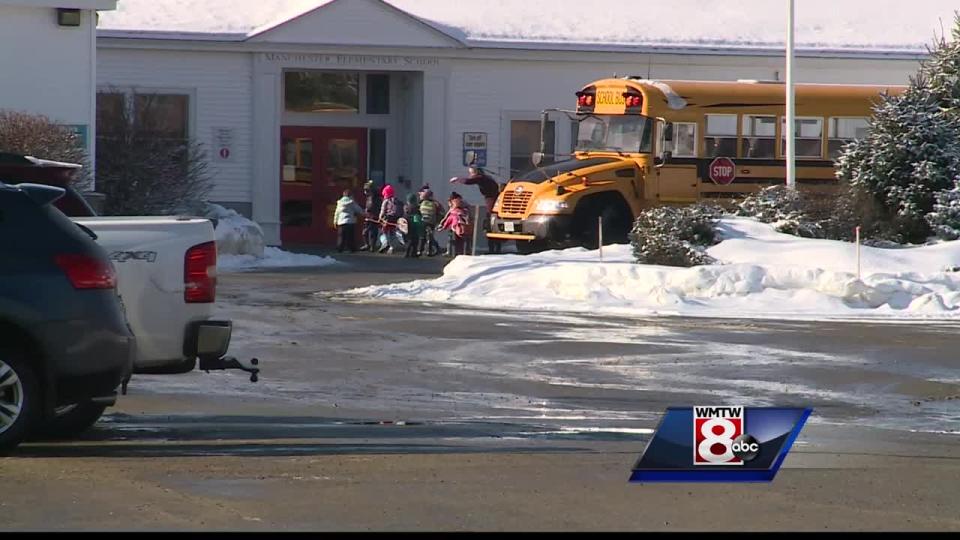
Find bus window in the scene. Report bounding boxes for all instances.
[782,117,824,158]
[705,114,737,157]
[828,117,870,159]
[741,115,777,159]
[669,122,697,157]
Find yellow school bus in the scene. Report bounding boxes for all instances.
[487,77,905,253]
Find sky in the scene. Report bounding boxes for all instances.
[97,0,959,52]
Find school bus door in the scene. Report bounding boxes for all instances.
[656,122,699,203]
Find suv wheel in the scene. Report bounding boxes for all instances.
[0,348,40,454]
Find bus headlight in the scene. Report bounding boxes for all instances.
[535,200,569,213]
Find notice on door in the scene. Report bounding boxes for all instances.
[214,127,235,161]
[462,132,487,167]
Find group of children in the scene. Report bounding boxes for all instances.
[335,181,473,257]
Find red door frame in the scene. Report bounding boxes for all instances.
[280,126,367,246]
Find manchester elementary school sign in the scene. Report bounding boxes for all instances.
[263,53,440,67]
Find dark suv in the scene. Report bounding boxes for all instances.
[0,181,133,453]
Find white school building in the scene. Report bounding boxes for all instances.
[1,0,956,245]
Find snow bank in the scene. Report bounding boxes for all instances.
[218,247,339,272]
[203,203,339,272]
[352,217,960,320]
[206,203,265,257]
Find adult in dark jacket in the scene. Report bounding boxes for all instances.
[450,167,503,254]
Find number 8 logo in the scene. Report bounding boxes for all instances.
[698,418,737,464]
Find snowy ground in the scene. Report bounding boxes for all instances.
[217,247,340,272]
[351,217,960,321]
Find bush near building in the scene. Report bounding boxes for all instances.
[836,14,960,244]
[95,91,212,216]
[629,204,722,267]
[0,110,90,188]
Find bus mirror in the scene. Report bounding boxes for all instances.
[531,152,545,167]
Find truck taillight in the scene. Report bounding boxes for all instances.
[184,241,217,303]
[55,254,117,290]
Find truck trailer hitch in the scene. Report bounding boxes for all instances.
[191,321,261,382]
[199,356,260,382]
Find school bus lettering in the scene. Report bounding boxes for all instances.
[596,90,625,106]
[489,77,906,254]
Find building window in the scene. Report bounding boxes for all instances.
[368,129,386,185]
[828,117,870,159]
[284,70,359,113]
[705,114,737,157]
[96,92,126,137]
[134,94,189,140]
[741,115,776,158]
[668,122,697,157]
[511,119,555,175]
[366,74,390,115]
[782,117,824,158]
[282,137,313,184]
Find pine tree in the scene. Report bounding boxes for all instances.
[836,14,960,244]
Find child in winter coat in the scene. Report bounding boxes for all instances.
[402,202,424,258]
[418,189,443,256]
[438,195,470,256]
[378,184,404,253]
[360,181,381,252]
[333,189,364,252]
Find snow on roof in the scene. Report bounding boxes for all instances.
[97,0,959,54]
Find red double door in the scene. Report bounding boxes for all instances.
[280,126,367,245]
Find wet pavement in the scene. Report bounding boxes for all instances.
[3,252,959,530]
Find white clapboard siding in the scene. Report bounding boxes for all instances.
[97,48,253,203]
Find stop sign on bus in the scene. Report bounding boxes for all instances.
[708,157,736,185]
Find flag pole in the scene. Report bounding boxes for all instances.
[786,0,797,190]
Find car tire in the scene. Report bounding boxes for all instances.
[579,205,631,250]
[34,401,108,440]
[0,347,41,454]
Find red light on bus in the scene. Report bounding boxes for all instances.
[625,95,642,108]
[577,93,595,107]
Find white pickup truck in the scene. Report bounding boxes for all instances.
[1,154,258,434]
[74,216,259,378]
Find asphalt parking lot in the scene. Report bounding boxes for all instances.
[2,252,959,531]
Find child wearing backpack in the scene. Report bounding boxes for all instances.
[438,195,471,256]
[418,189,443,257]
[378,184,404,254]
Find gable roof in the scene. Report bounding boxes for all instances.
[97,0,958,57]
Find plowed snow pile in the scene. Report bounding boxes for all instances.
[351,218,960,320]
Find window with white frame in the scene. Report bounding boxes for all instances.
[827,117,870,159]
[511,119,555,174]
[704,114,737,157]
[781,117,824,158]
[741,115,777,158]
[97,90,191,144]
[668,122,697,157]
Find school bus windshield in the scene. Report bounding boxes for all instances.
[575,114,654,154]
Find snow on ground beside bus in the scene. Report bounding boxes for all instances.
[218,247,340,272]
[97,0,957,53]
[350,217,960,321]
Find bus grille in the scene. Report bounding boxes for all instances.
[500,190,532,216]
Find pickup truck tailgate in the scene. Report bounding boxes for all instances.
[74,216,217,370]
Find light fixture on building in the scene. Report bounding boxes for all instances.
[57,8,82,27]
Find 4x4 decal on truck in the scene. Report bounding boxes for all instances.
[110,251,158,263]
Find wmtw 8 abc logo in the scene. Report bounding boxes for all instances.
[629,406,811,483]
[693,406,760,465]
